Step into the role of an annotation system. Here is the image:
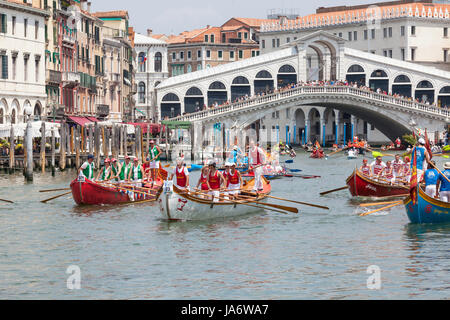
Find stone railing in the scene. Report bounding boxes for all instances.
[169,86,450,122]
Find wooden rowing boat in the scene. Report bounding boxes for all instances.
[158,178,271,221]
[346,169,409,198]
[404,186,450,224]
[70,176,163,205]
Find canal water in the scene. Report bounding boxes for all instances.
[0,150,449,299]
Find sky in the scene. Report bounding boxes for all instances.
[91,0,379,36]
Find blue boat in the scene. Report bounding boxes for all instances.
[188,164,203,172]
[404,187,450,224]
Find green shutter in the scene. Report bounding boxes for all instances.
[1,14,7,34]
[1,55,8,79]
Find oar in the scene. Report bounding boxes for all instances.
[99,183,157,198]
[241,164,265,175]
[0,198,14,204]
[237,195,299,213]
[359,200,403,208]
[39,188,71,193]
[41,191,72,203]
[327,147,348,156]
[320,186,348,196]
[287,168,302,172]
[187,190,290,215]
[430,162,450,184]
[287,173,321,179]
[359,202,403,217]
[243,192,329,210]
[284,160,294,164]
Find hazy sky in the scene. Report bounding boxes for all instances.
[91,0,379,36]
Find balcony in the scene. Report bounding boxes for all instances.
[96,104,110,118]
[46,69,62,84]
[109,72,121,85]
[62,71,80,87]
[62,33,76,45]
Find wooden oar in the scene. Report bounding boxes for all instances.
[243,192,329,210]
[0,198,14,204]
[359,202,403,217]
[241,164,264,175]
[41,191,72,203]
[287,173,321,179]
[39,188,71,193]
[327,147,348,156]
[99,183,157,198]
[237,194,299,213]
[187,190,290,215]
[320,186,348,196]
[359,200,403,208]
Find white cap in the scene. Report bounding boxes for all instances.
[418,138,426,145]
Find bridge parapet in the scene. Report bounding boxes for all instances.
[170,86,450,123]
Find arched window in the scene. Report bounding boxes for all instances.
[209,81,226,90]
[154,81,161,88]
[370,69,388,78]
[11,109,16,124]
[138,52,146,73]
[0,99,6,124]
[347,65,365,73]
[417,80,433,88]
[187,64,192,73]
[439,86,450,94]
[197,64,202,71]
[394,75,411,83]
[255,70,273,78]
[162,93,180,102]
[186,87,203,96]
[155,52,162,72]
[0,108,3,124]
[138,82,146,103]
[232,76,250,85]
[279,65,296,73]
[34,103,41,120]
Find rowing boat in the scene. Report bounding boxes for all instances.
[404,186,450,224]
[346,169,409,198]
[70,176,163,205]
[159,178,271,221]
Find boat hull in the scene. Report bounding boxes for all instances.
[70,178,162,205]
[404,187,450,224]
[346,170,409,198]
[159,178,271,221]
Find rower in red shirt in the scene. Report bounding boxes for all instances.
[207,160,226,201]
[227,162,243,199]
[169,157,190,190]
[359,159,371,176]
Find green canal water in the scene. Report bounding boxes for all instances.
[0,150,449,299]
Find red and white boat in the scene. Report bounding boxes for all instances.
[70,177,163,205]
[346,169,409,198]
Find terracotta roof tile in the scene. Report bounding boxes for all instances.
[92,11,129,19]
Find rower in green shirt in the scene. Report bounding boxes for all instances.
[128,157,145,187]
[110,158,121,183]
[119,156,132,183]
[96,158,112,182]
[79,154,95,180]
[147,140,161,183]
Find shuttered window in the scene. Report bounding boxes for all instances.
[0,14,7,33]
[1,55,8,79]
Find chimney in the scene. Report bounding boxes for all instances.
[147,29,153,36]
[87,2,91,13]
[207,25,211,29]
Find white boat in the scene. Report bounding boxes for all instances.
[159,178,272,221]
[347,149,358,160]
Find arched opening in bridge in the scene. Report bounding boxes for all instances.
[207,81,228,107]
[295,109,306,144]
[161,93,181,118]
[392,75,412,98]
[277,65,297,88]
[231,76,251,102]
[184,87,204,114]
[346,65,366,86]
[369,69,389,93]
[438,86,450,108]
[342,112,352,144]
[308,108,321,143]
[415,80,435,104]
[254,70,274,95]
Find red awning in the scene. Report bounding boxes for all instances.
[86,117,99,122]
[127,123,161,134]
[67,116,93,126]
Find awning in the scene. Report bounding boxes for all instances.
[126,122,162,134]
[86,117,99,122]
[67,116,94,126]
[0,122,61,138]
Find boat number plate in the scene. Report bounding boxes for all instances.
[163,180,173,193]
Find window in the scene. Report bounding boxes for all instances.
[12,16,16,35]
[411,48,416,61]
[0,14,6,34]
[35,58,39,82]
[24,19,28,37]
[444,28,448,38]
[197,64,202,71]
[211,34,214,43]
[238,32,242,38]
[187,64,192,73]
[197,50,202,58]
[24,56,28,81]
[262,40,265,49]
[138,82,146,103]
[12,55,16,80]
[204,35,208,42]
[371,29,375,39]
[338,32,342,38]
[388,49,392,58]
[35,21,39,39]
[272,39,276,48]
[0,54,8,79]
[401,48,405,61]
[218,50,222,59]
[155,52,162,72]
[411,26,416,36]
[383,50,388,57]
[364,30,368,40]
[276,39,280,47]
[286,37,290,43]
[138,52,146,72]
[348,32,352,41]
[354,31,357,41]
[383,28,387,38]
[206,50,211,58]
[172,52,176,60]
[444,49,448,62]
[187,51,191,60]
[229,51,234,60]
[401,26,405,36]
[238,50,243,59]
[388,27,392,38]
[180,51,184,60]
[244,32,248,39]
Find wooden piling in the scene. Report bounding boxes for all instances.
[94,122,100,169]
[75,126,80,169]
[51,128,55,176]
[190,124,194,161]
[88,125,94,155]
[140,126,145,161]
[9,125,14,174]
[222,122,226,163]
[40,122,46,173]
[60,121,66,171]
[25,120,33,181]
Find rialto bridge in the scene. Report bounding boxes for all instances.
[155,31,450,146]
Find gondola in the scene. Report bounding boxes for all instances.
[404,186,450,224]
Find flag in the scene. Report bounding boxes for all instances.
[425,129,433,160]
[410,147,418,205]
